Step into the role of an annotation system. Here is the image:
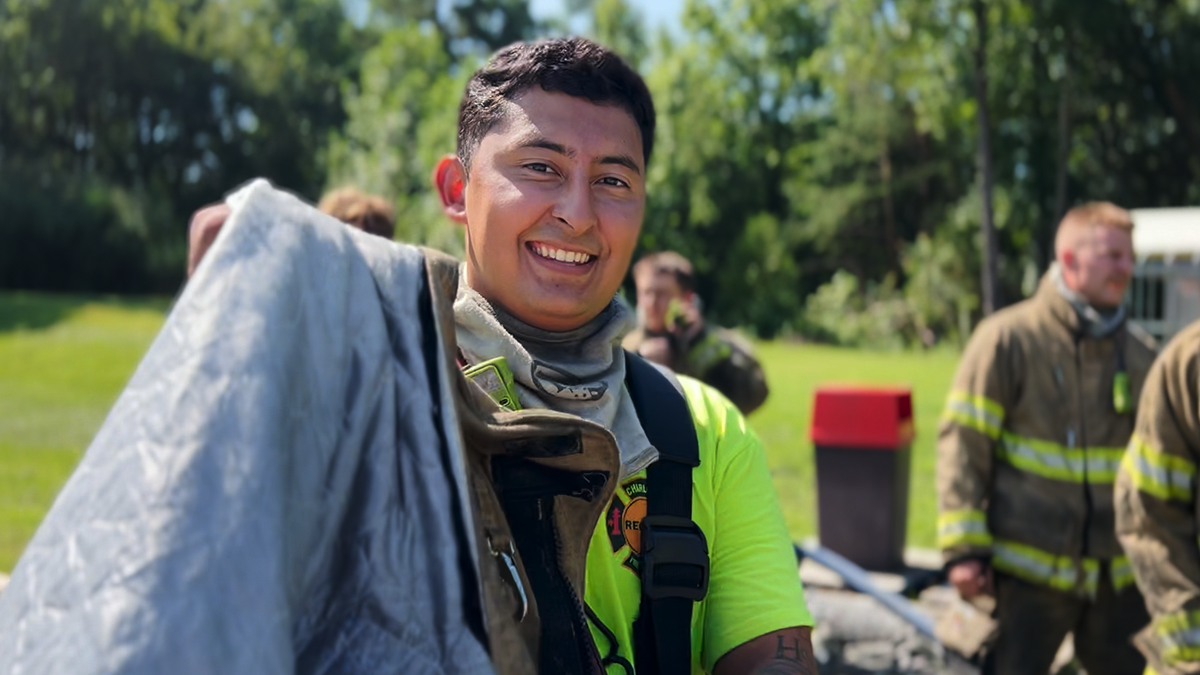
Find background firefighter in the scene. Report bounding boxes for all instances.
[937,202,1156,675]
[1115,318,1200,675]
[623,251,770,415]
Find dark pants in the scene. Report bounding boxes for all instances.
[983,572,1149,675]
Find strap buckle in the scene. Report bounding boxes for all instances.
[640,515,710,602]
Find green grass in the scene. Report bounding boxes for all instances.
[0,292,961,572]
[750,342,960,550]
[0,293,170,572]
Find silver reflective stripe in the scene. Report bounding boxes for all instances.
[946,399,1003,433]
[1001,436,1083,477]
[941,519,989,537]
[994,544,1060,582]
[1131,452,1193,496]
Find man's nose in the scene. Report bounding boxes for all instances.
[552,175,598,233]
[1118,255,1135,277]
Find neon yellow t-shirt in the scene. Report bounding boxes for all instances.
[584,376,814,674]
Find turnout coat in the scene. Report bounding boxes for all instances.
[938,274,1155,596]
[1116,320,1200,674]
[0,181,621,675]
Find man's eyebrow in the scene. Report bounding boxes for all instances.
[515,134,574,158]
[599,154,642,176]
[513,133,641,176]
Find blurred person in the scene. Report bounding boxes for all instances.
[623,251,769,415]
[185,186,396,276]
[7,38,816,675]
[937,202,1156,675]
[317,187,396,239]
[1115,318,1200,675]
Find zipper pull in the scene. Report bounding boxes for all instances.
[1068,429,1076,449]
[489,537,528,622]
[1054,365,1065,388]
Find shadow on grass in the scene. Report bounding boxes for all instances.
[0,292,172,333]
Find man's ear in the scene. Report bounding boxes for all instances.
[1060,248,1078,272]
[433,155,468,225]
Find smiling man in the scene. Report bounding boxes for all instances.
[937,201,1157,675]
[184,38,814,675]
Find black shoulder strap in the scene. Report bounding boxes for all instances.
[624,351,708,675]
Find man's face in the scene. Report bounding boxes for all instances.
[636,271,684,333]
[1062,225,1135,309]
[455,88,645,332]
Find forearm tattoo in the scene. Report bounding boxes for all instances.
[750,635,819,675]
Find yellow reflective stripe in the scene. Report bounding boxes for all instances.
[1111,555,1136,591]
[1155,609,1200,664]
[997,433,1125,483]
[938,508,993,549]
[992,539,1101,596]
[1124,434,1196,503]
[943,391,1004,439]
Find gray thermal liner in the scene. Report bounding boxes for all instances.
[0,180,492,675]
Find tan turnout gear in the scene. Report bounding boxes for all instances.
[1115,320,1200,675]
[428,251,620,674]
[938,271,1156,675]
[938,273,1155,590]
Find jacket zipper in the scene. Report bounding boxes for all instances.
[1074,335,1093,559]
[509,494,600,674]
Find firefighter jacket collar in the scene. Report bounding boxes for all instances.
[1035,267,1127,340]
[453,278,657,479]
[1047,263,1128,338]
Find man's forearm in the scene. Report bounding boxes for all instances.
[713,627,819,675]
[748,633,819,675]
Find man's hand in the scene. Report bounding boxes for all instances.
[713,626,818,675]
[948,558,993,599]
[187,204,231,277]
[638,336,676,369]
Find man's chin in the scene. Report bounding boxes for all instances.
[509,299,607,333]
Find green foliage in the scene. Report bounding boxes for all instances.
[326,25,468,253]
[3,0,1199,337]
[803,271,915,350]
[0,164,183,293]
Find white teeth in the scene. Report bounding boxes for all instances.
[533,244,592,265]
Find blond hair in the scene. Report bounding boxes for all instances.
[317,187,396,240]
[1054,201,1134,257]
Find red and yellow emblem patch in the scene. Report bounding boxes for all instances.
[605,477,647,574]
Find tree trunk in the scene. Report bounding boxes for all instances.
[973,0,1001,315]
[1053,28,1072,227]
[880,139,901,278]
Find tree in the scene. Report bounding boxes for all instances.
[973,0,1001,315]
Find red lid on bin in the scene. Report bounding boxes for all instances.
[810,386,914,450]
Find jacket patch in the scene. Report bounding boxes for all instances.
[605,478,648,574]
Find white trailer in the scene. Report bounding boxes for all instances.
[1129,207,1200,344]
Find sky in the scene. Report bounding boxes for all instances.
[528,0,685,34]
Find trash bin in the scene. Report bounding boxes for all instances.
[810,387,914,571]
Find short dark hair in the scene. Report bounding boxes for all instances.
[633,251,695,293]
[456,37,655,173]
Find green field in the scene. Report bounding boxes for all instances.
[751,342,959,549]
[0,292,960,572]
